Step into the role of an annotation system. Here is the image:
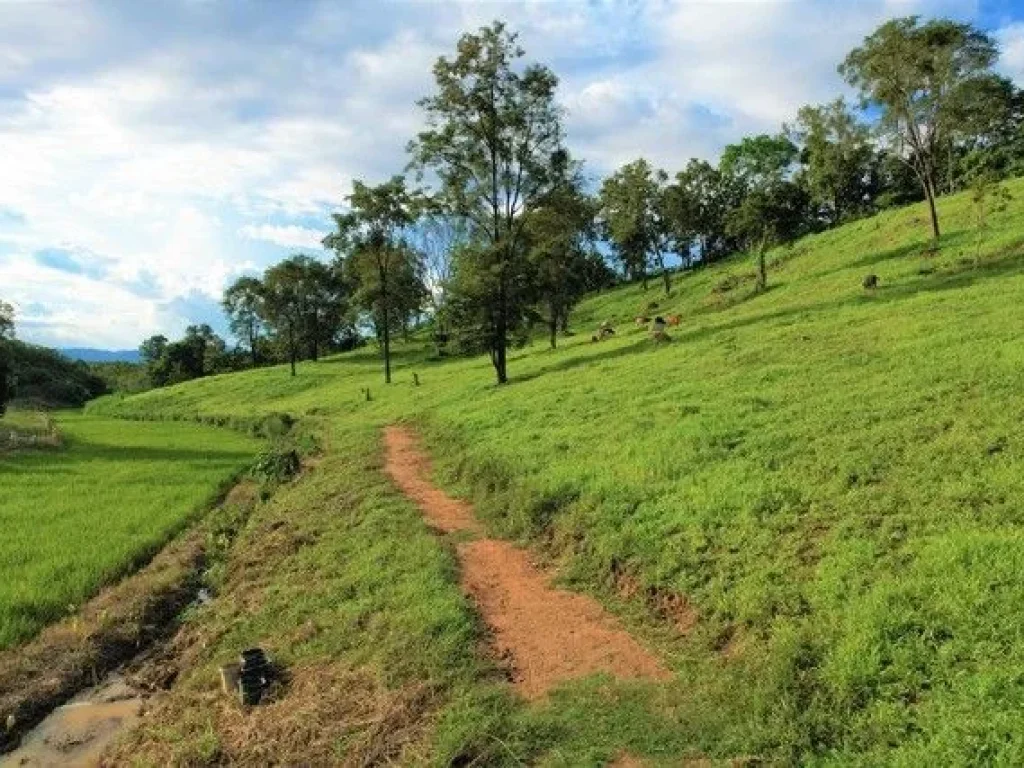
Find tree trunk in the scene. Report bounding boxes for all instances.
[924,175,941,241]
[549,311,558,350]
[249,323,258,368]
[493,272,508,384]
[288,322,296,377]
[661,262,671,296]
[380,262,391,384]
[757,238,768,292]
[494,340,507,384]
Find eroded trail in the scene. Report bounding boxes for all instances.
[383,426,670,699]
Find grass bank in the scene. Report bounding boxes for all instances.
[94,178,1024,762]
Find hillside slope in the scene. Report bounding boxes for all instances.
[95,179,1024,763]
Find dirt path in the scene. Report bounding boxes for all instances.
[383,426,670,699]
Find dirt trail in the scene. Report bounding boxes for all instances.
[383,426,670,699]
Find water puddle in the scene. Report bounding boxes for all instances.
[1,675,145,767]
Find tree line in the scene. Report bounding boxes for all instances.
[601,17,1019,295]
[178,15,1020,388]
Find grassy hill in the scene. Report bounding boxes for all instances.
[93,179,1024,764]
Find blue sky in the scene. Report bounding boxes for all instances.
[2,0,1023,349]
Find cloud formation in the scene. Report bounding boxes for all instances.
[0,0,1004,348]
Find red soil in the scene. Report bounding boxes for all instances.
[383,426,670,699]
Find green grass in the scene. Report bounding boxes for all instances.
[0,411,260,648]
[93,178,1024,763]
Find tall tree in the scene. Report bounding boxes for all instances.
[526,179,598,348]
[139,335,168,368]
[409,21,568,385]
[222,276,265,368]
[261,257,308,377]
[787,98,877,225]
[0,301,14,416]
[840,16,999,240]
[298,258,348,362]
[406,211,471,337]
[720,133,806,291]
[720,133,799,190]
[727,181,809,292]
[663,159,742,265]
[600,158,672,293]
[324,176,422,384]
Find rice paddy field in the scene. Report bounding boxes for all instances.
[0,411,260,649]
[61,176,1024,762]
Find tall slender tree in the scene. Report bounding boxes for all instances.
[600,159,672,293]
[324,177,421,384]
[222,276,265,368]
[409,21,568,385]
[787,98,877,225]
[261,257,309,377]
[526,179,598,349]
[840,17,999,240]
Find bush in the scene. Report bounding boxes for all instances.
[250,448,301,486]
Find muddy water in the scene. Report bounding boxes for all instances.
[1,676,145,767]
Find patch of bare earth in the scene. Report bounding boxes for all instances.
[383,426,670,700]
[383,425,480,534]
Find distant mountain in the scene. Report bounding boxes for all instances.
[60,348,141,364]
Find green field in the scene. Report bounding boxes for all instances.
[0,411,260,649]
[93,179,1024,763]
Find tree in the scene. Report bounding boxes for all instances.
[526,179,598,348]
[663,159,743,265]
[298,259,348,362]
[720,133,807,291]
[727,181,809,292]
[409,21,568,385]
[0,301,14,416]
[406,211,471,339]
[840,17,999,241]
[139,335,168,367]
[222,276,265,368]
[139,334,170,386]
[261,258,308,377]
[787,98,877,225]
[600,159,672,293]
[720,133,799,190]
[944,76,1020,189]
[324,176,423,383]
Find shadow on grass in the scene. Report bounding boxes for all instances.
[0,435,253,475]
[512,337,654,384]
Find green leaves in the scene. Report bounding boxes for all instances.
[408,21,568,382]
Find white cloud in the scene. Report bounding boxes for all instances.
[997,22,1024,84]
[0,0,995,347]
[239,224,328,251]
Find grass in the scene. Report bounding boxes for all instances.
[0,411,260,649]
[89,177,1024,763]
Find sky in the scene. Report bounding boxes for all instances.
[2,0,1024,349]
